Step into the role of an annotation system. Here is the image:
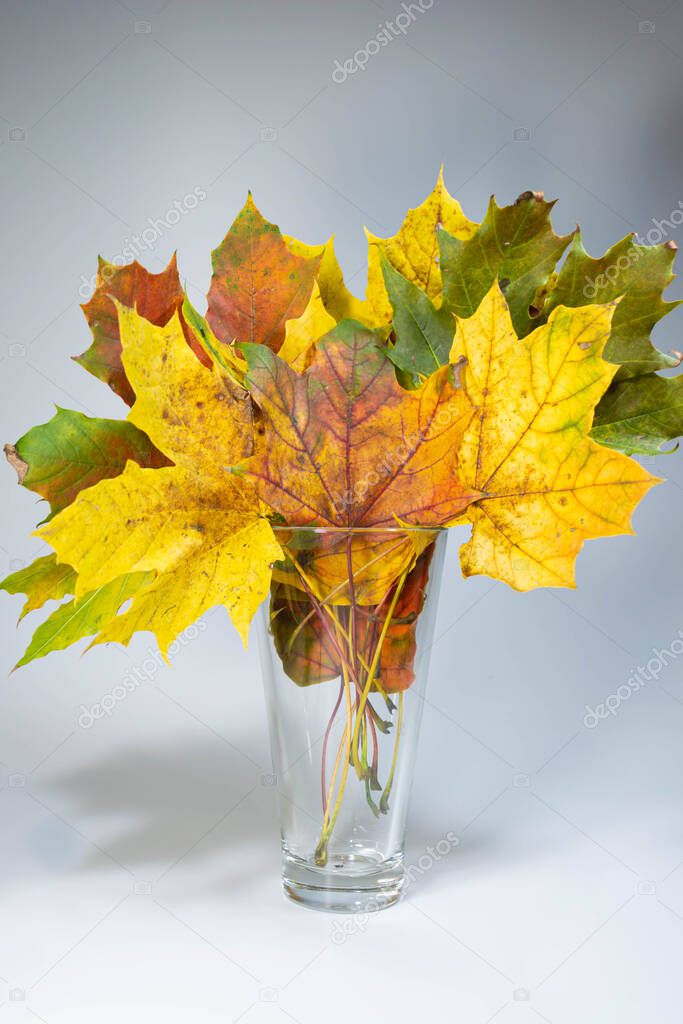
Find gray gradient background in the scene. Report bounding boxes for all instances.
[1,0,683,1021]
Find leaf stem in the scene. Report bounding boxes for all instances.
[316,656,353,866]
[350,569,408,766]
[321,680,344,815]
[380,692,404,814]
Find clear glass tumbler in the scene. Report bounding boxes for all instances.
[256,526,447,913]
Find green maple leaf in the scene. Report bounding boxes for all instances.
[439,191,573,336]
[591,374,683,455]
[540,231,681,377]
[381,255,454,383]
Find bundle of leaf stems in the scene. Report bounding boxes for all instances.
[285,543,408,866]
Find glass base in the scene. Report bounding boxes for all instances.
[282,850,404,914]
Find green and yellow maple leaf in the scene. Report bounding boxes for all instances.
[451,283,658,589]
[0,554,76,621]
[386,189,683,455]
[540,232,683,455]
[36,305,281,650]
[385,191,572,384]
[15,572,152,668]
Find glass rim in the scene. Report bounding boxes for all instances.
[270,524,447,535]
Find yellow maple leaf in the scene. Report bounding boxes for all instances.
[91,514,278,652]
[451,283,659,589]
[277,282,337,371]
[366,168,478,324]
[36,306,281,649]
[284,234,375,326]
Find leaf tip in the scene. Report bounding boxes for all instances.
[4,443,28,484]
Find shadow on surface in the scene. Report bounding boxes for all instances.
[34,733,277,887]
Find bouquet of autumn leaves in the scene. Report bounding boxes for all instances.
[3,173,679,677]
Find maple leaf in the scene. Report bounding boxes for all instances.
[539,232,683,455]
[285,235,375,326]
[355,544,436,693]
[268,542,435,692]
[451,283,658,589]
[270,580,341,686]
[241,319,479,528]
[36,305,281,649]
[438,191,573,337]
[207,193,323,351]
[540,231,681,377]
[277,282,337,372]
[75,254,209,404]
[366,168,477,324]
[4,407,169,518]
[381,255,455,382]
[592,374,683,455]
[0,554,76,621]
[14,572,152,669]
[242,322,478,607]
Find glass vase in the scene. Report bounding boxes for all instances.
[256,526,447,913]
